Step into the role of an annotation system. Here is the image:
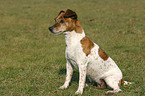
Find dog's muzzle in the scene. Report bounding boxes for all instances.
[49,26,65,34]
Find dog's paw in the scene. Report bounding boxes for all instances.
[75,89,83,95]
[85,83,91,87]
[105,89,122,95]
[59,85,68,89]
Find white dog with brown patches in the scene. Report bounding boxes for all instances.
[49,9,132,95]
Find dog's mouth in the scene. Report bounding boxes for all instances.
[51,31,64,34]
[49,26,66,34]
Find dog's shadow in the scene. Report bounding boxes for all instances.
[58,68,111,90]
[58,68,96,85]
[59,68,79,82]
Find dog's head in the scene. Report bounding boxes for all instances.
[49,9,82,34]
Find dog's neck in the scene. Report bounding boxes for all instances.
[64,30,85,47]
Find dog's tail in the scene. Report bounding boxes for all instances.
[123,80,134,85]
[119,79,134,87]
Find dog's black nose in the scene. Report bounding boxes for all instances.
[49,27,53,32]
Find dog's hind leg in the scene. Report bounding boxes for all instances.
[104,76,122,94]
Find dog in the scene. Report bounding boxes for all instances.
[49,9,132,95]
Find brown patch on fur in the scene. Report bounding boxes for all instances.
[64,18,75,32]
[53,22,60,27]
[65,19,82,33]
[63,9,77,19]
[64,9,82,33]
[119,79,125,87]
[80,36,94,56]
[53,9,82,33]
[98,48,109,61]
[75,20,82,33]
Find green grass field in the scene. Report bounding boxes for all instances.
[0,0,144,95]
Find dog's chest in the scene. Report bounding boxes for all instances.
[65,43,84,68]
[65,32,86,68]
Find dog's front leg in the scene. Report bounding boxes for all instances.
[59,61,73,89]
[75,63,87,94]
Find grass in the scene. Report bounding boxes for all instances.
[0,0,144,95]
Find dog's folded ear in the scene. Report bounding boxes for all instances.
[58,10,65,16]
[55,10,65,21]
[64,9,77,19]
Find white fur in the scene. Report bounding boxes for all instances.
[59,30,123,94]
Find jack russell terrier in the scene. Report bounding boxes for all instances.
[49,9,132,95]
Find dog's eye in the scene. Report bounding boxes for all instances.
[60,20,64,23]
